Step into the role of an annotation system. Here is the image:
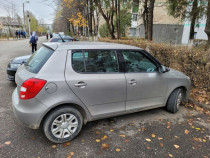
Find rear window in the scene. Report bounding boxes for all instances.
[25,46,54,73]
[72,50,119,73]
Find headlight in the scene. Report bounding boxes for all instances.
[10,63,21,69]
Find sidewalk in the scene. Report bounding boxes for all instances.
[0,37,29,41]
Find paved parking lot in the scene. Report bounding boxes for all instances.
[0,37,209,158]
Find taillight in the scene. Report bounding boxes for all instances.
[19,78,46,100]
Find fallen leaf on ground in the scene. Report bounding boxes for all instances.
[175,136,179,138]
[138,129,141,132]
[96,139,100,142]
[81,139,85,142]
[158,137,163,140]
[101,135,108,140]
[193,137,202,142]
[119,135,126,138]
[67,152,74,158]
[116,148,121,152]
[169,154,173,157]
[110,129,114,132]
[185,130,189,134]
[124,139,130,143]
[160,143,164,147]
[101,143,109,149]
[203,139,206,142]
[96,131,100,135]
[51,145,56,148]
[5,141,11,145]
[151,134,156,138]
[145,138,151,142]
[63,142,70,147]
[146,146,151,150]
[174,144,180,149]
[196,128,201,130]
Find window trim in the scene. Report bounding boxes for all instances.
[71,49,122,74]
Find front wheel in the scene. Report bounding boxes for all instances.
[166,88,183,113]
[43,106,83,143]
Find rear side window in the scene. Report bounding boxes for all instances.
[25,46,54,73]
[72,50,119,73]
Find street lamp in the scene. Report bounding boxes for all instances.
[23,1,29,36]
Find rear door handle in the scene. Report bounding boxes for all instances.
[128,79,137,85]
[74,82,87,87]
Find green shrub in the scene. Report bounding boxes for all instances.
[99,23,110,38]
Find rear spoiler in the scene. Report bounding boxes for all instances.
[42,42,58,50]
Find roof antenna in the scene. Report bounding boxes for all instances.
[58,34,65,42]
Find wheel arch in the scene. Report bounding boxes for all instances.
[165,86,188,105]
[40,103,91,129]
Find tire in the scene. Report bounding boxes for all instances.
[43,106,83,143]
[166,88,183,113]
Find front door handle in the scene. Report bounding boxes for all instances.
[128,79,137,85]
[74,82,87,87]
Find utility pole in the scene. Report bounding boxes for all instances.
[27,11,31,36]
[23,3,25,32]
[23,1,29,36]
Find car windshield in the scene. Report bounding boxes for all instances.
[25,46,54,73]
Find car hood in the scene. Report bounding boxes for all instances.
[11,55,31,64]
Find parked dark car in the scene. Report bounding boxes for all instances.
[49,37,79,42]
[7,55,31,81]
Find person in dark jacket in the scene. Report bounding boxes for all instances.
[50,33,53,38]
[29,31,38,53]
[15,31,18,39]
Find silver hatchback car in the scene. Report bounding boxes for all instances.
[12,42,191,143]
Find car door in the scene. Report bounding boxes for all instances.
[65,50,126,118]
[121,50,168,111]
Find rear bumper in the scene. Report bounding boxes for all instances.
[12,88,48,129]
[7,68,17,81]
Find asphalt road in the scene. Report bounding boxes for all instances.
[0,37,209,158]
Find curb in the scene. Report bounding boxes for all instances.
[189,98,210,110]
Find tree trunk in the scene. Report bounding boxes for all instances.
[189,0,198,40]
[142,0,148,40]
[89,0,93,37]
[148,0,155,41]
[116,0,120,39]
[204,0,210,50]
[94,0,116,39]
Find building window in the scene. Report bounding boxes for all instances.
[132,14,138,22]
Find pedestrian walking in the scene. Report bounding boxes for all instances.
[18,31,21,39]
[23,31,26,38]
[50,33,53,39]
[29,31,38,54]
[46,33,48,40]
[15,31,18,39]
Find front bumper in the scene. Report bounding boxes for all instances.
[12,88,48,129]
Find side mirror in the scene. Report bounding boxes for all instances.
[159,65,169,73]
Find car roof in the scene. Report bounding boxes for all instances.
[42,41,143,51]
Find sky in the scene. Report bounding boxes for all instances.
[0,0,56,24]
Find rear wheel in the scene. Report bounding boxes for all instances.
[43,106,83,143]
[166,88,183,113]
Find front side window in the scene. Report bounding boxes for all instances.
[26,46,54,73]
[122,51,157,73]
[72,50,119,73]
